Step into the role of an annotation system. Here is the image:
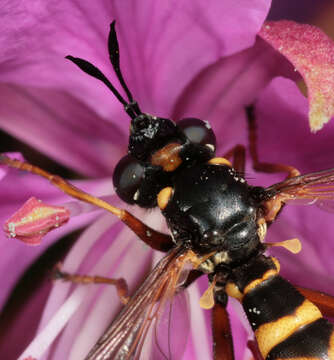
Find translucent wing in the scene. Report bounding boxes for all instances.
[264,168,334,212]
[85,246,193,360]
[149,290,190,359]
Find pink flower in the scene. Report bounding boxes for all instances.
[1,1,334,359]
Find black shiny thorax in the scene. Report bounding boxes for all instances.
[162,163,262,262]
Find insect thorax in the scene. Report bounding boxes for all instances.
[162,163,263,263]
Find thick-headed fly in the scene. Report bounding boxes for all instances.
[3,21,334,360]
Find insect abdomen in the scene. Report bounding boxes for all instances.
[225,256,334,359]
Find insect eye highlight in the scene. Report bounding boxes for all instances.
[178,117,216,151]
[113,154,144,204]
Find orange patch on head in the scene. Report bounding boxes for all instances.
[151,142,183,172]
[157,187,173,210]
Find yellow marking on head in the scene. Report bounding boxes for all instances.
[157,187,173,210]
[244,270,278,295]
[225,281,243,301]
[151,142,183,172]
[255,299,322,359]
[208,157,232,167]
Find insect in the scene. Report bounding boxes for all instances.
[3,21,334,360]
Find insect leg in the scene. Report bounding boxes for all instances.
[297,286,334,318]
[0,154,173,252]
[212,302,235,360]
[247,339,264,360]
[245,105,300,179]
[53,264,129,304]
[223,145,246,173]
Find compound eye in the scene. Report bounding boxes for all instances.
[178,118,216,151]
[113,155,144,204]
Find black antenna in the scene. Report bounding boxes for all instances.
[108,21,141,116]
[66,56,128,106]
[66,21,141,120]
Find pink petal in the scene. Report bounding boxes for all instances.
[110,0,272,116]
[186,284,212,359]
[0,152,24,180]
[259,21,334,131]
[254,77,334,174]
[0,84,126,176]
[1,1,271,120]
[0,280,51,360]
[172,36,296,152]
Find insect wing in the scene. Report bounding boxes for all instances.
[149,290,190,359]
[85,247,192,360]
[265,168,334,211]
